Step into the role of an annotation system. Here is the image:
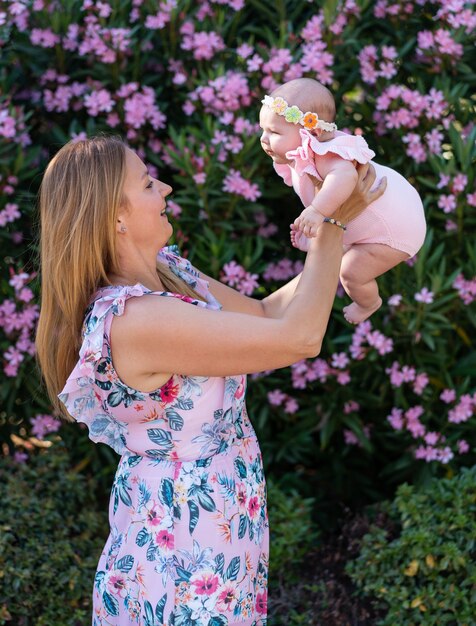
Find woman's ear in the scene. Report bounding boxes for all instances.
[116,216,127,234]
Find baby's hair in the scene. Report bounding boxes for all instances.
[271,78,336,124]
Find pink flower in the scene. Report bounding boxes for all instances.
[452,174,468,193]
[192,572,219,595]
[440,388,456,403]
[436,446,454,464]
[222,169,261,201]
[344,401,360,414]
[387,407,404,430]
[453,273,476,305]
[344,429,360,446]
[437,194,457,213]
[437,173,451,189]
[30,28,60,48]
[193,173,206,185]
[467,192,476,207]
[84,89,114,116]
[457,440,469,454]
[30,414,61,439]
[284,398,299,414]
[216,582,238,611]
[156,529,174,550]
[248,496,260,518]
[337,370,351,385]
[236,43,253,58]
[0,203,21,226]
[448,394,474,424]
[256,590,267,615]
[107,573,128,598]
[424,432,439,446]
[220,261,259,296]
[331,352,350,369]
[267,389,286,406]
[413,373,429,395]
[414,287,434,303]
[388,294,402,307]
[13,451,28,463]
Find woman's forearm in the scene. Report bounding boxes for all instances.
[280,224,343,354]
[261,273,302,319]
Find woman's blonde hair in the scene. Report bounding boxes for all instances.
[36,135,200,421]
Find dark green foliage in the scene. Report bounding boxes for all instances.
[347,466,476,625]
[0,445,108,625]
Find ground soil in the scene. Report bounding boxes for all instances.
[269,510,395,625]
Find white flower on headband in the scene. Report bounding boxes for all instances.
[261,95,338,133]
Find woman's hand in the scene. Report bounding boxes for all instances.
[333,163,387,224]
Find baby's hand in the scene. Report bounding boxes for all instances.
[293,204,325,238]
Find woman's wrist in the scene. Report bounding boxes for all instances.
[309,221,344,249]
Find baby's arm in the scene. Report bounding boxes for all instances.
[294,154,359,236]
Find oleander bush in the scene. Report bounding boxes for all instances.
[347,465,476,625]
[0,0,475,524]
[0,443,108,626]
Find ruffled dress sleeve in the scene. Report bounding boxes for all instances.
[58,284,147,455]
[285,129,376,180]
[58,247,221,454]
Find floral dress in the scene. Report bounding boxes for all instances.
[59,247,269,626]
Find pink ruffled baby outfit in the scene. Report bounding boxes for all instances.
[59,247,268,626]
[274,129,426,257]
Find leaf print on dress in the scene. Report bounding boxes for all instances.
[108,380,145,408]
[112,471,133,514]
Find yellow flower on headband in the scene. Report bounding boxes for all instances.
[271,97,287,114]
[284,106,303,124]
[302,112,319,130]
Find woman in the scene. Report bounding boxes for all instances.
[36,135,384,625]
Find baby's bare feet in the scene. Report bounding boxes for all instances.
[343,297,382,324]
[290,224,311,251]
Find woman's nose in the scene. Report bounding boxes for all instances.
[159,181,173,196]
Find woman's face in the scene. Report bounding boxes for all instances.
[259,106,302,164]
[121,149,173,249]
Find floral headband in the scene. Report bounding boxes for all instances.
[261,94,338,133]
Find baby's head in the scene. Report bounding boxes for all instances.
[259,78,336,164]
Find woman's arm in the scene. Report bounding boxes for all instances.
[111,225,343,380]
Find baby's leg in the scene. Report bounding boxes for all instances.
[340,243,409,324]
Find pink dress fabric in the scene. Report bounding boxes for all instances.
[274,129,427,257]
[59,247,269,626]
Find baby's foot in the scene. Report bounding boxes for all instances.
[290,224,311,251]
[343,297,382,324]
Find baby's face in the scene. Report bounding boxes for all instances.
[259,106,302,164]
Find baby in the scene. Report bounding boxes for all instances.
[259,78,427,324]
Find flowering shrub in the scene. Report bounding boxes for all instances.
[0,0,474,510]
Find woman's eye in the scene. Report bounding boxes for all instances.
[146,180,153,189]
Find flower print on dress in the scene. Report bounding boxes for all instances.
[60,247,269,624]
